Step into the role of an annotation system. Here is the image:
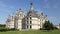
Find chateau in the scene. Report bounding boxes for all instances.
[6,3,48,30]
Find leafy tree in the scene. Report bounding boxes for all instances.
[59,24,60,27]
[43,21,54,30]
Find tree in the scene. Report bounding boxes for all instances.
[59,24,60,27]
[43,21,54,30]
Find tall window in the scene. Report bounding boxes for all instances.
[27,25,28,29]
[30,17,31,19]
[27,21,28,24]
[30,21,32,24]
[27,18,28,19]
[30,25,32,29]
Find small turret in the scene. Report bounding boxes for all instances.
[45,15,47,17]
[16,8,22,16]
[9,13,14,21]
[16,8,21,14]
[41,12,43,16]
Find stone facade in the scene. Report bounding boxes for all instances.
[55,24,60,29]
[6,3,48,30]
[6,13,14,29]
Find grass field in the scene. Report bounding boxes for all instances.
[0,30,60,34]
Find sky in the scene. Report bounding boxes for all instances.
[0,0,60,25]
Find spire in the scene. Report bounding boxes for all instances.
[30,2,34,11]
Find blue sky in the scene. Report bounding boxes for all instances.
[0,0,60,25]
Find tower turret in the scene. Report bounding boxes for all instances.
[30,2,34,11]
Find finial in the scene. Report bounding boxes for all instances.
[30,2,33,5]
[19,8,21,10]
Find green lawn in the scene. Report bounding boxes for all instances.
[0,30,60,34]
